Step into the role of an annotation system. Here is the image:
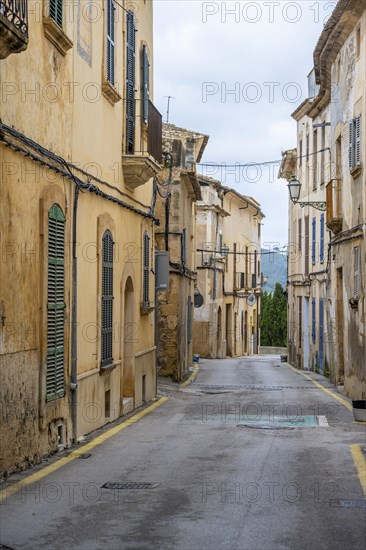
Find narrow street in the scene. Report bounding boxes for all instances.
[1,356,365,550]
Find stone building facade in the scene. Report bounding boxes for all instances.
[281,0,365,398]
[0,1,162,475]
[193,176,264,358]
[155,124,207,381]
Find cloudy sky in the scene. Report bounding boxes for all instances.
[153,0,333,247]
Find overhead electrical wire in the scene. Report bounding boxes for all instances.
[197,148,330,168]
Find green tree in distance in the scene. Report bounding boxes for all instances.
[260,283,287,347]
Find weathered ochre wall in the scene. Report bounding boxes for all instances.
[0,0,158,475]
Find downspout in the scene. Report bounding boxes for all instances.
[70,185,79,443]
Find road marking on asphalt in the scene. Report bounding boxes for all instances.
[0,397,168,504]
[317,415,329,427]
[350,444,366,495]
[181,366,200,387]
[168,413,185,424]
[286,364,352,411]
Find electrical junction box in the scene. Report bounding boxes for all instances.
[155,251,169,291]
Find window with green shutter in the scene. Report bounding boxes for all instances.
[46,204,66,401]
[49,0,63,28]
[143,232,150,306]
[101,230,114,367]
[126,10,136,154]
[354,246,360,299]
[106,0,115,85]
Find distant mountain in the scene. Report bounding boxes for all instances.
[261,248,287,293]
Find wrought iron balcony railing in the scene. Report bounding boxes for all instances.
[0,0,28,59]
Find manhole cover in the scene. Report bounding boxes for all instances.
[331,499,366,508]
[101,482,159,490]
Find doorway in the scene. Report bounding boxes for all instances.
[225,304,233,357]
[336,268,344,383]
[123,277,135,400]
[217,307,222,358]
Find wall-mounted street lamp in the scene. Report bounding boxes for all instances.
[287,176,326,211]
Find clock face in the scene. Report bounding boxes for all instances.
[247,293,256,307]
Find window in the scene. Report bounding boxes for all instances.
[298,297,302,348]
[298,218,302,252]
[356,25,361,58]
[126,11,136,154]
[311,217,316,265]
[321,126,326,184]
[311,298,316,344]
[181,228,187,264]
[46,204,65,400]
[313,129,318,190]
[354,246,360,299]
[299,138,303,168]
[50,0,63,28]
[349,116,361,172]
[101,231,114,367]
[320,214,325,263]
[142,45,150,124]
[306,134,309,162]
[106,0,115,85]
[143,232,150,306]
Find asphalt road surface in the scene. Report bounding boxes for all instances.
[1,356,365,550]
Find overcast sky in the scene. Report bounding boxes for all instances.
[153,0,332,247]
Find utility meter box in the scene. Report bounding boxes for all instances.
[155,251,169,291]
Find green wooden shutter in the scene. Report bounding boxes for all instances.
[46,204,65,401]
[101,231,114,367]
[50,0,63,28]
[355,115,361,166]
[349,119,355,171]
[143,233,150,305]
[106,0,115,85]
[354,246,360,299]
[142,45,150,124]
[126,11,135,154]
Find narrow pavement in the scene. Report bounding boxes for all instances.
[1,356,365,550]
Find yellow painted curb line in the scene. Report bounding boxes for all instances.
[350,444,366,495]
[0,397,168,504]
[180,366,200,388]
[286,363,352,411]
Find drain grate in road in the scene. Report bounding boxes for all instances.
[330,499,366,508]
[101,482,159,490]
[193,384,318,393]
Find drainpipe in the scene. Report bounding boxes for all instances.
[70,185,79,443]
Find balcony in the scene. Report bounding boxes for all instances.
[0,0,28,59]
[326,179,342,234]
[122,100,163,191]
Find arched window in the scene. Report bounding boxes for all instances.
[46,204,65,400]
[102,230,114,367]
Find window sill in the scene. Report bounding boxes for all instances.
[350,164,362,179]
[102,80,122,105]
[140,303,154,315]
[43,17,73,56]
[99,360,121,375]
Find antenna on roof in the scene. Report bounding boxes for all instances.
[164,96,176,124]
